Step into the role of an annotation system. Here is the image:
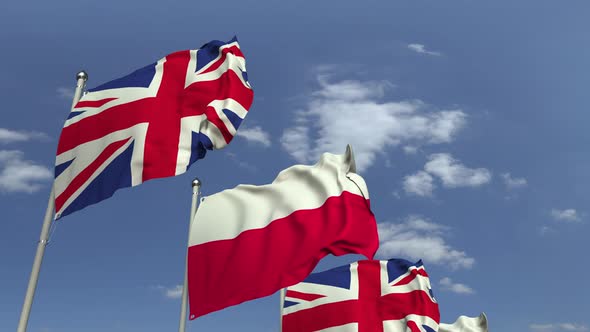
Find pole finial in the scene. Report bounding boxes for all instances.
[345,144,356,173]
[76,71,88,82]
[192,177,202,188]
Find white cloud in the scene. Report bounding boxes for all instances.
[312,78,392,101]
[281,123,311,164]
[408,43,442,56]
[403,153,491,196]
[403,171,435,196]
[530,323,588,331]
[539,226,552,235]
[165,285,183,299]
[439,277,475,294]
[424,153,492,188]
[281,77,466,171]
[0,150,53,193]
[551,209,581,222]
[153,285,183,299]
[377,216,475,269]
[56,87,75,99]
[501,173,527,189]
[236,126,272,147]
[225,152,257,172]
[403,146,419,154]
[0,128,48,144]
[404,217,449,233]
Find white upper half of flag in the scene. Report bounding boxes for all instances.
[439,313,488,332]
[189,145,368,246]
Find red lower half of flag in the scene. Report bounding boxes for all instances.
[187,191,378,319]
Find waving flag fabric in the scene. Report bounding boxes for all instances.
[439,314,488,332]
[282,259,440,332]
[187,146,379,319]
[54,37,253,219]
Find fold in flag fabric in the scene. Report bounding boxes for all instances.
[282,258,440,332]
[439,313,488,332]
[187,146,379,319]
[54,37,253,219]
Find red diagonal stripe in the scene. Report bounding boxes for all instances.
[407,320,422,332]
[55,138,131,213]
[183,71,254,144]
[286,290,326,302]
[201,45,245,75]
[75,97,118,108]
[184,68,253,116]
[223,45,245,59]
[395,268,429,286]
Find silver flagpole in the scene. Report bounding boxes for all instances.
[179,178,202,332]
[17,71,88,332]
[279,288,286,332]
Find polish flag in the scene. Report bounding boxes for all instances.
[187,145,379,319]
[440,313,488,332]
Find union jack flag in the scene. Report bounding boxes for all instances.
[282,259,440,332]
[54,37,253,219]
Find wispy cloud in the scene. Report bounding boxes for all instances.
[539,226,553,235]
[424,154,492,188]
[403,146,419,154]
[530,323,588,331]
[403,153,491,196]
[0,128,48,144]
[403,171,435,196]
[56,87,75,99]
[408,43,442,56]
[551,209,581,222]
[439,277,475,294]
[236,126,272,147]
[377,216,475,269]
[225,152,258,172]
[501,172,527,189]
[0,150,53,193]
[153,285,183,299]
[281,75,466,171]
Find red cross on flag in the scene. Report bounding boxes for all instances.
[54,37,253,219]
[282,259,441,332]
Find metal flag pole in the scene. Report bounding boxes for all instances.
[179,178,202,332]
[279,288,286,332]
[17,71,88,332]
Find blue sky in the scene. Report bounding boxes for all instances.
[1,1,589,331]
